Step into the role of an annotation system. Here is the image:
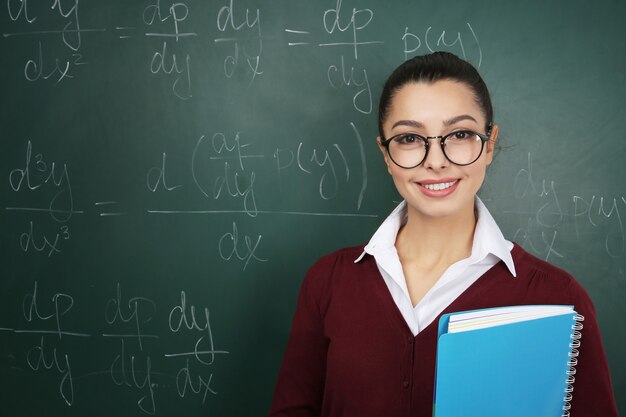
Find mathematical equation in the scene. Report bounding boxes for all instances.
[0,281,226,414]
[6,121,374,270]
[504,152,626,261]
[3,0,482,111]
[285,0,482,115]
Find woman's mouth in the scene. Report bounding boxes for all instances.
[417,179,460,197]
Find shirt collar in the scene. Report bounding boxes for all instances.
[354,197,517,278]
[472,197,516,277]
[354,201,406,263]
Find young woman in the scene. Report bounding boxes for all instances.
[268,52,618,417]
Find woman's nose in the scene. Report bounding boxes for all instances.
[422,137,449,169]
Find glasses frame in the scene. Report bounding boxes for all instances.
[380,125,493,169]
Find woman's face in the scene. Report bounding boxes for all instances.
[378,80,498,221]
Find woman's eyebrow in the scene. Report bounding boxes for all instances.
[391,115,478,130]
[443,114,478,126]
[391,120,424,129]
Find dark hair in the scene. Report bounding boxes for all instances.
[378,52,493,138]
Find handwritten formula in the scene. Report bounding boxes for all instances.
[503,153,626,261]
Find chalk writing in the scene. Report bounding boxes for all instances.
[513,152,563,228]
[143,0,194,99]
[513,218,563,262]
[327,55,372,114]
[167,291,228,406]
[8,141,75,256]
[507,153,565,260]
[214,162,258,215]
[19,282,77,405]
[104,283,157,351]
[218,221,267,270]
[192,133,260,216]
[19,221,69,256]
[144,1,196,41]
[176,359,217,404]
[24,41,75,82]
[209,132,264,171]
[168,291,229,364]
[286,2,380,114]
[322,0,381,59]
[22,281,74,339]
[506,152,625,260]
[274,141,348,200]
[9,140,74,222]
[573,195,625,258]
[27,336,74,406]
[402,23,482,67]
[147,152,182,192]
[95,201,126,217]
[4,0,84,49]
[350,122,368,210]
[215,0,263,84]
[110,339,156,415]
[149,42,192,100]
[273,122,367,209]
[7,0,37,23]
[3,0,93,81]
[51,0,82,51]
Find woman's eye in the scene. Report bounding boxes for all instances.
[451,130,475,140]
[395,134,419,144]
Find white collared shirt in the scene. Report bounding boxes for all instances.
[355,197,517,336]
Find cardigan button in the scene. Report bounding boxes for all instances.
[402,380,409,389]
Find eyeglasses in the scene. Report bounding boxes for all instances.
[380,127,492,168]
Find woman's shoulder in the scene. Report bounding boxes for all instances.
[302,244,370,288]
[306,243,368,276]
[511,243,572,277]
[510,243,592,304]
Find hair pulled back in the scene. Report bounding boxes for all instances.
[378,52,493,138]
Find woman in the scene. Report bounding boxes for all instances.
[268,52,618,417]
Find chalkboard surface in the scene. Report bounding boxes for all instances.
[1,1,624,415]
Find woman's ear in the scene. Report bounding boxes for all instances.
[377,137,392,174]
[485,124,499,166]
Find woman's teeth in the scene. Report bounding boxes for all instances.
[421,180,457,191]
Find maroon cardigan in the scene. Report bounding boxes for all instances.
[269,244,618,417]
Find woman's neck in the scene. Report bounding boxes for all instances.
[395,203,477,268]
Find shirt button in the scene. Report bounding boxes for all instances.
[402,380,410,389]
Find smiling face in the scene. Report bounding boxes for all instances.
[378,80,498,221]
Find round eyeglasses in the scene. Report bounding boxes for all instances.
[380,127,492,169]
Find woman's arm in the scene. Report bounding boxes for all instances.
[268,264,329,417]
[567,279,619,417]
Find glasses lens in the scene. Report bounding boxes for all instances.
[388,134,426,168]
[443,131,485,165]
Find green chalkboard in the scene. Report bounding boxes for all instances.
[1,0,624,415]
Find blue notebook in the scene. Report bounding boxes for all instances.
[433,305,582,417]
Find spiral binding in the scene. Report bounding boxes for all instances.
[562,314,584,417]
